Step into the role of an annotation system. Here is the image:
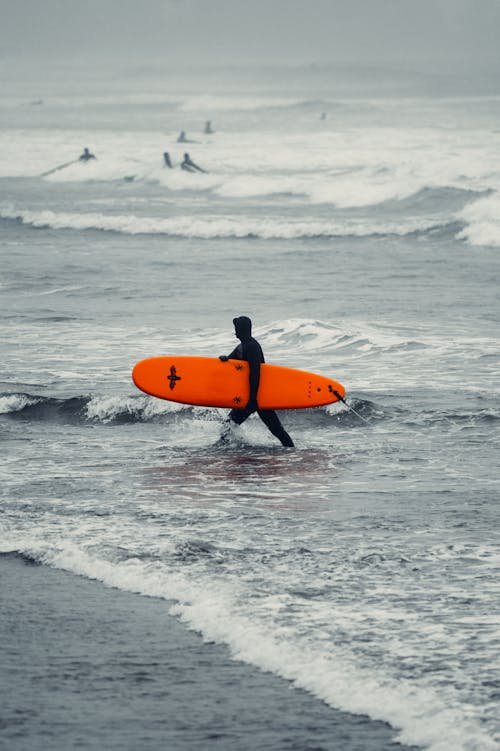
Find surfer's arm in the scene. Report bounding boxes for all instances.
[246,344,261,408]
[220,344,242,362]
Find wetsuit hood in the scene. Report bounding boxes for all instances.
[233,316,252,340]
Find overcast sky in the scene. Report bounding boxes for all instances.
[1,0,500,71]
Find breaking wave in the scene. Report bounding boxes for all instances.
[0,392,188,424]
[1,390,496,434]
[457,190,500,247]
[0,391,362,427]
[0,205,454,240]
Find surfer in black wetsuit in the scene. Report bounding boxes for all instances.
[219,316,294,447]
[79,147,96,161]
[163,151,173,168]
[177,131,198,143]
[181,153,207,173]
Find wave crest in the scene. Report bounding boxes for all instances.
[457,191,500,247]
[0,392,190,424]
[0,393,42,414]
[0,205,452,240]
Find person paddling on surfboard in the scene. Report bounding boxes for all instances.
[219,316,294,447]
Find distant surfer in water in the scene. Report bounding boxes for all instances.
[219,316,294,447]
[79,147,96,162]
[163,151,173,168]
[177,131,198,143]
[181,153,207,173]
[204,120,214,134]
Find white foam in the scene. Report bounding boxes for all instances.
[215,173,307,199]
[0,394,40,414]
[0,204,444,239]
[2,120,499,211]
[85,394,183,422]
[457,192,500,247]
[259,319,346,354]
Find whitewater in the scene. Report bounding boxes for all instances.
[1,70,500,751]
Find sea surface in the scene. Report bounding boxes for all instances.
[1,65,500,751]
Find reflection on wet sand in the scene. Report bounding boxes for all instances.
[140,447,342,513]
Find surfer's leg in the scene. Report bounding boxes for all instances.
[219,407,252,443]
[258,410,294,447]
[228,407,252,425]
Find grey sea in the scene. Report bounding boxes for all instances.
[1,64,499,751]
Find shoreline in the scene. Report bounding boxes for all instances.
[0,553,416,751]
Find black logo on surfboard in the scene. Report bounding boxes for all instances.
[167,365,181,390]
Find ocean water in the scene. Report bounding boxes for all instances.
[1,66,500,751]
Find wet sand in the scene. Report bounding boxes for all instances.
[0,553,414,751]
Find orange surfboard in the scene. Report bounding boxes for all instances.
[132,356,345,410]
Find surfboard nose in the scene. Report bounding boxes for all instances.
[131,358,153,392]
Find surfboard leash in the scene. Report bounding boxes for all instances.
[332,390,370,424]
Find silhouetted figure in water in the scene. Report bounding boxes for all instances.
[204,120,214,134]
[177,131,198,143]
[79,147,96,162]
[219,316,294,447]
[163,152,173,168]
[181,153,207,173]
[320,112,327,120]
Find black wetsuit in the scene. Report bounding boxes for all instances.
[181,154,206,173]
[223,317,294,447]
[79,149,95,162]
